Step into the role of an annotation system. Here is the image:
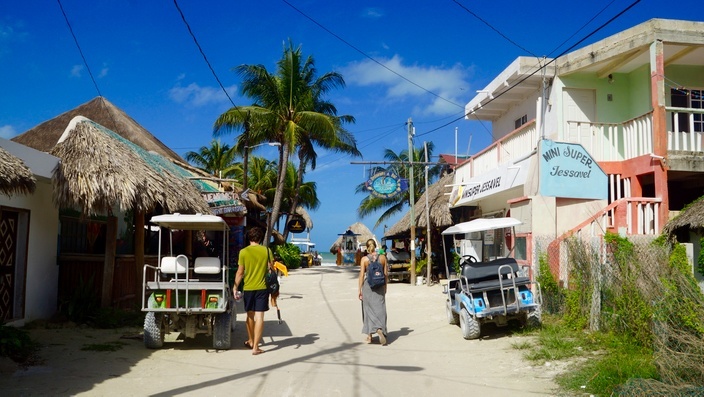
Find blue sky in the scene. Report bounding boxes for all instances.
[1,0,700,251]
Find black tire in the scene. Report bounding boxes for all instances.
[459,308,481,340]
[526,309,542,329]
[144,312,164,349]
[446,301,459,325]
[229,299,237,332]
[213,311,232,350]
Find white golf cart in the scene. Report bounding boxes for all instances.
[442,217,542,339]
[141,213,235,349]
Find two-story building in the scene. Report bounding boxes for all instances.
[449,19,704,284]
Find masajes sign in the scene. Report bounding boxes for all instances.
[539,140,607,200]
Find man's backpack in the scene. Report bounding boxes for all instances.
[366,255,386,289]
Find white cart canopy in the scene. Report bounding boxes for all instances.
[150,213,228,231]
[441,217,522,236]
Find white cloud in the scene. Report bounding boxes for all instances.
[70,64,83,78]
[362,8,383,18]
[341,55,471,115]
[169,82,238,107]
[98,64,109,78]
[0,125,17,139]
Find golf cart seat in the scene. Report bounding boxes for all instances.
[461,257,530,292]
[194,257,222,279]
[159,255,188,280]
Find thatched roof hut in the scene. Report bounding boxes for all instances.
[13,97,183,162]
[51,116,210,216]
[385,172,455,238]
[663,195,704,237]
[329,222,376,254]
[0,145,36,196]
[295,206,313,230]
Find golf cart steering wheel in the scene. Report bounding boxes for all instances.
[460,255,478,267]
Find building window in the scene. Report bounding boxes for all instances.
[514,115,528,129]
[514,236,527,261]
[60,217,106,254]
[670,88,703,133]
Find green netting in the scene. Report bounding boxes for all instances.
[88,120,218,193]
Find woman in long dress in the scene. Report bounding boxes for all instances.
[358,239,389,345]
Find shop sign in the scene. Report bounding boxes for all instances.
[451,159,529,207]
[539,140,607,200]
[202,192,247,215]
[364,171,406,199]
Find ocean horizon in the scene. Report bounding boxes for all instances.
[319,251,336,265]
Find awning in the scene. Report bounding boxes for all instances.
[441,217,522,236]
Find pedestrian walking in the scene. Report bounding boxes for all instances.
[358,239,388,345]
[234,227,273,355]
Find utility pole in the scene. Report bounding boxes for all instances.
[407,118,416,285]
[424,141,432,286]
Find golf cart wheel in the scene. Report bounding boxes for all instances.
[446,301,459,325]
[459,308,481,340]
[526,309,542,329]
[144,312,164,349]
[229,298,237,332]
[213,311,232,350]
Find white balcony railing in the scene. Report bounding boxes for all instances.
[667,107,704,152]
[461,108,703,181]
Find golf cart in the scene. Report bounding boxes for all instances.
[442,217,541,339]
[141,213,235,349]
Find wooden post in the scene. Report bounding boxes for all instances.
[101,215,118,308]
[134,209,145,306]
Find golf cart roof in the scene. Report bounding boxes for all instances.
[441,217,522,235]
[150,213,228,231]
[291,241,316,247]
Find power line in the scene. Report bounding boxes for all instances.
[172,0,238,110]
[451,0,539,58]
[281,0,463,110]
[417,0,642,139]
[56,0,102,98]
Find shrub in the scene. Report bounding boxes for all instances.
[275,243,301,270]
[0,325,37,364]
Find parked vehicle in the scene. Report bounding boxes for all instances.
[141,213,235,349]
[441,218,542,339]
[382,238,411,282]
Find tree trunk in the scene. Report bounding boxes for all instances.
[265,142,289,247]
[282,155,307,242]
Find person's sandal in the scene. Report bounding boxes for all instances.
[376,329,387,345]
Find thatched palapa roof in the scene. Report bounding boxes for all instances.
[295,206,313,230]
[385,172,455,238]
[51,116,210,216]
[0,146,36,197]
[663,195,704,236]
[329,222,375,254]
[12,96,183,162]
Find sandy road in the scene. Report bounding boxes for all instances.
[0,266,564,396]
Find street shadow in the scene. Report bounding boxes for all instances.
[385,326,413,345]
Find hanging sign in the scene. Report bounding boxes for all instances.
[287,218,307,233]
[364,171,406,199]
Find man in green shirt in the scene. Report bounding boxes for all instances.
[234,227,273,355]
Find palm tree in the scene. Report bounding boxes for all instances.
[246,156,278,196]
[214,41,358,245]
[357,143,442,229]
[185,139,241,181]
